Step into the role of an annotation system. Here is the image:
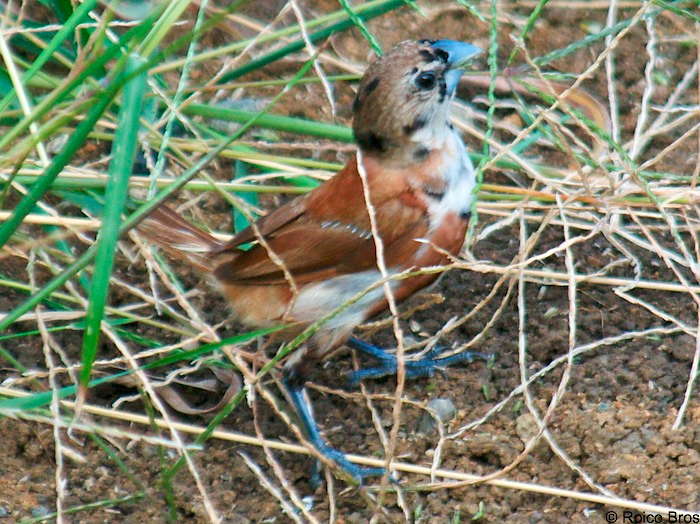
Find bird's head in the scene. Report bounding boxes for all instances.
[352,39,481,166]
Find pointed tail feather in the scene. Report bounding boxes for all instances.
[137,205,224,272]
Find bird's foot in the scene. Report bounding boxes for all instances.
[308,444,386,487]
[346,336,493,387]
[284,373,388,486]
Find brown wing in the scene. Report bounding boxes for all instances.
[219,195,308,248]
[213,158,430,285]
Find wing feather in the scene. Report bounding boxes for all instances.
[214,159,430,285]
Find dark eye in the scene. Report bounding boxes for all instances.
[415,71,436,90]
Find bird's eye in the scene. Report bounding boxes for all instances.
[415,71,436,90]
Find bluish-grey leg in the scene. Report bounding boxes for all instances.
[346,336,493,386]
[283,369,384,484]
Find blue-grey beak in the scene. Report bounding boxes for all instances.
[430,40,482,95]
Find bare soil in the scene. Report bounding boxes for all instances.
[1,1,698,523]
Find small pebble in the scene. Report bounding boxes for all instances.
[302,496,314,512]
[31,506,50,518]
[417,398,456,434]
[515,413,538,444]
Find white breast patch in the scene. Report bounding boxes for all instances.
[292,270,396,330]
[427,129,476,230]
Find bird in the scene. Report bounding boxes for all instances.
[137,39,486,482]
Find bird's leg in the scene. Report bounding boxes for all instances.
[346,336,493,387]
[282,364,385,484]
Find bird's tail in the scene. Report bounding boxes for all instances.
[136,205,224,272]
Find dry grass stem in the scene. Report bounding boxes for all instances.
[2,1,699,519]
[0,383,693,519]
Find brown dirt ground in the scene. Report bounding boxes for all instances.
[1,1,699,522]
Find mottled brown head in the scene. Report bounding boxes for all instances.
[352,39,481,165]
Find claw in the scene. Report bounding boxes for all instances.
[309,444,386,487]
[284,372,388,484]
[347,336,493,386]
[283,338,492,484]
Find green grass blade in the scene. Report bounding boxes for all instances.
[0,15,154,153]
[79,55,148,390]
[0,0,100,114]
[507,0,549,65]
[216,0,405,83]
[154,0,387,74]
[0,51,322,334]
[0,70,131,247]
[232,160,258,233]
[45,0,74,22]
[0,328,279,411]
[138,0,195,57]
[531,7,669,68]
[338,0,383,56]
[652,0,700,22]
[183,103,353,141]
[19,492,145,524]
[0,343,27,373]
[122,49,324,225]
